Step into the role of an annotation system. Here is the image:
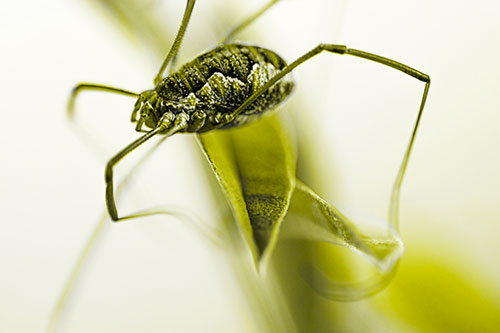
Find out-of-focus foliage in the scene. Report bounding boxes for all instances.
[374,240,500,332]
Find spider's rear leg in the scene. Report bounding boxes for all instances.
[67,83,139,119]
[225,43,430,227]
[66,83,140,159]
[228,43,429,124]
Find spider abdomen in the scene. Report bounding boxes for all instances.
[157,43,294,132]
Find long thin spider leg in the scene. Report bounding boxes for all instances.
[222,44,428,301]
[220,0,279,44]
[48,131,175,333]
[111,205,222,246]
[67,83,139,119]
[228,44,429,122]
[66,83,140,160]
[225,43,430,227]
[48,139,221,332]
[389,81,430,229]
[154,0,196,85]
[106,127,164,221]
[105,115,189,221]
[48,135,222,332]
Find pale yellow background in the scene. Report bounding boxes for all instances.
[1,0,499,332]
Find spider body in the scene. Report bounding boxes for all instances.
[133,44,294,133]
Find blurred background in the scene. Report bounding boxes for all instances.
[1,0,499,332]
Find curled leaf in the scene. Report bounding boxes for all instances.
[280,180,404,300]
[284,181,404,271]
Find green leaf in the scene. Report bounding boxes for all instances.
[197,112,296,267]
[285,181,404,270]
[279,180,404,300]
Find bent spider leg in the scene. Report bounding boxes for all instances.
[67,83,139,119]
[105,114,189,221]
[48,130,194,333]
[225,43,430,228]
[66,83,140,159]
[388,82,429,229]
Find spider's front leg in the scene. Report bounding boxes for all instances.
[105,113,189,221]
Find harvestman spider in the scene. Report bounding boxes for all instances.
[51,1,431,330]
[67,0,430,224]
